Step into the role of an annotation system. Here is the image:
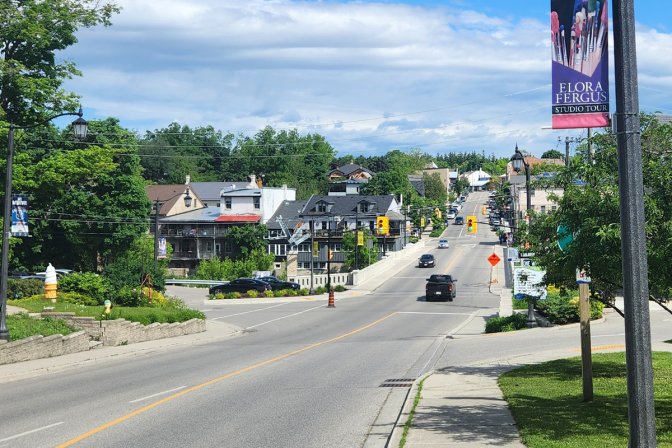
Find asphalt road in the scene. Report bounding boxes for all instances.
[8,191,667,448]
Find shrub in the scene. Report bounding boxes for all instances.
[231,292,242,299]
[141,287,167,306]
[334,285,346,292]
[315,286,327,294]
[213,292,225,300]
[536,292,604,325]
[263,289,274,298]
[274,289,288,297]
[298,288,309,296]
[58,273,110,305]
[7,279,43,300]
[485,313,528,333]
[114,287,146,307]
[247,290,259,298]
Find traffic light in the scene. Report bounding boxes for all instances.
[434,207,442,219]
[376,216,389,235]
[466,215,477,234]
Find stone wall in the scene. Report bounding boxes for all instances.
[0,331,89,365]
[0,314,206,365]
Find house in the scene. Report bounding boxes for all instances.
[462,169,492,191]
[415,164,453,195]
[146,175,296,275]
[327,163,374,196]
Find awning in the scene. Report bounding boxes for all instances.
[214,215,261,223]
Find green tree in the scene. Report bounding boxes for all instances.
[0,0,120,124]
[342,229,377,270]
[423,172,448,204]
[541,149,564,159]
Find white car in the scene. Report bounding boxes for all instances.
[447,210,457,219]
[438,239,450,248]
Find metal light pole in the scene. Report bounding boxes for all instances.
[1,109,88,341]
[510,145,536,328]
[327,215,334,307]
[613,0,657,445]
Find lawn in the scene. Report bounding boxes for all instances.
[499,352,672,447]
[6,313,79,342]
[8,300,205,325]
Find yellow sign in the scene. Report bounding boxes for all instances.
[313,241,319,256]
[420,216,425,227]
[376,216,390,235]
[357,231,364,246]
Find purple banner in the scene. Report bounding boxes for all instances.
[551,0,609,129]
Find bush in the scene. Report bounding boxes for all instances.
[334,285,346,292]
[274,289,288,297]
[7,279,43,300]
[230,292,242,299]
[141,287,167,306]
[535,291,604,325]
[298,288,309,296]
[263,289,274,298]
[485,313,528,333]
[247,289,259,298]
[58,272,110,305]
[212,292,225,300]
[315,286,327,294]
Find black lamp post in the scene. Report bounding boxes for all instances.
[153,188,193,271]
[1,108,88,341]
[510,144,536,328]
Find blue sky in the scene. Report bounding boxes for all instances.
[61,1,672,159]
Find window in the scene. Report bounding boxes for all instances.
[332,243,342,252]
[358,202,370,213]
[298,243,311,253]
[317,202,327,212]
[253,197,260,209]
[552,205,557,211]
[540,206,546,213]
[225,198,231,209]
[268,244,287,256]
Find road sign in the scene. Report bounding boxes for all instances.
[557,224,574,252]
[488,253,501,266]
[576,269,592,284]
[357,231,364,246]
[313,241,319,256]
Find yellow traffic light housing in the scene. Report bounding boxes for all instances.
[376,216,390,235]
[466,215,477,233]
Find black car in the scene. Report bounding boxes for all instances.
[418,254,435,268]
[256,276,301,291]
[209,278,271,295]
[454,216,464,225]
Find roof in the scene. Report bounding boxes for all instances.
[328,163,375,177]
[188,182,236,200]
[220,187,261,197]
[266,200,309,230]
[159,206,222,223]
[301,195,395,217]
[145,185,195,215]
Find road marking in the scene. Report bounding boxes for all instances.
[0,422,64,444]
[592,333,625,338]
[210,302,289,319]
[397,311,473,316]
[56,312,397,448]
[129,386,187,403]
[247,303,327,329]
[571,344,625,352]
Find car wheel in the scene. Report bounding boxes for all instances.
[426,295,431,302]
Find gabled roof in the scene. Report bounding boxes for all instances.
[328,163,375,177]
[145,185,196,215]
[188,182,236,200]
[301,195,395,217]
[266,200,309,230]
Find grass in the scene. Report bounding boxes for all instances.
[498,352,672,447]
[8,300,205,325]
[399,378,425,447]
[6,313,79,342]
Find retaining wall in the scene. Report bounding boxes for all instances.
[0,331,89,365]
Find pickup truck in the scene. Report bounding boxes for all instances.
[425,274,457,301]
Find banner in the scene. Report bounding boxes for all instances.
[551,0,609,129]
[157,237,167,259]
[11,195,29,237]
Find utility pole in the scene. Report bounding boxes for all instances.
[153,198,160,272]
[354,209,359,270]
[613,0,657,445]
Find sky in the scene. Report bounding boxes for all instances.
[61,0,672,159]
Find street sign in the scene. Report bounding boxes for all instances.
[357,231,364,246]
[557,224,574,252]
[313,241,319,257]
[507,248,519,262]
[488,253,501,266]
[513,266,547,300]
[576,269,592,284]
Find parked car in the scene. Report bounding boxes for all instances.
[418,254,435,268]
[438,239,449,249]
[209,278,271,295]
[256,276,300,291]
[454,216,464,225]
[425,274,457,301]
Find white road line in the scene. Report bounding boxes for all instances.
[397,311,474,315]
[129,386,187,403]
[248,303,327,329]
[0,422,64,443]
[210,302,290,320]
[592,333,626,338]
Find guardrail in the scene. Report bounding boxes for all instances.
[165,279,227,286]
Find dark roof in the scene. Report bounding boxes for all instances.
[408,176,425,196]
[328,163,374,177]
[266,200,309,230]
[188,182,236,200]
[300,195,395,217]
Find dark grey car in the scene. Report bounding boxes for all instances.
[418,254,435,268]
[209,278,271,295]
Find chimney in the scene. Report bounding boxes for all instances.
[247,174,257,189]
[185,175,190,185]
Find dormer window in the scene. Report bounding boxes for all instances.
[358,202,370,213]
[317,202,327,213]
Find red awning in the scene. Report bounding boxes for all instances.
[214,215,261,223]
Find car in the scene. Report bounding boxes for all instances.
[454,216,464,225]
[438,239,449,248]
[256,276,301,291]
[418,254,435,268]
[425,274,457,301]
[446,211,457,220]
[209,278,271,295]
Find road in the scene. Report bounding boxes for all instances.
[3,191,669,448]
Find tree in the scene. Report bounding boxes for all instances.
[423,172,448,204]
[0,0,120,124]
[541,149,564,159]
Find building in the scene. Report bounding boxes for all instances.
[462,169,492,191]
[327,163,374,196]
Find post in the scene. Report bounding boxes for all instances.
[310,220,315,294]
[0,126,16,340]
[354,209,359,270]
[613,0,657,445]
[153,198,160,272]
[327,216,335,307]
[524,161,536,328]
[579,282,593,401]
[565,136,571,167]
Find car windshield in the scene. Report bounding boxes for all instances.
[421,255,433,260]
[429,274,452,282]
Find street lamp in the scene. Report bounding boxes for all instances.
[152,188,193,271]
[1,108,88,341]
[510,144,536,328]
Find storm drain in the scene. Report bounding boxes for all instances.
[379,378,415,388]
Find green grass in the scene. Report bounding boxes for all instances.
[499,352,672,447]
[6,313,79,342]
[8,301,205,325]
[399,378,425,448]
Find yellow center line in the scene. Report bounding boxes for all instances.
[57,312,397,447]
[571,344,625,352]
